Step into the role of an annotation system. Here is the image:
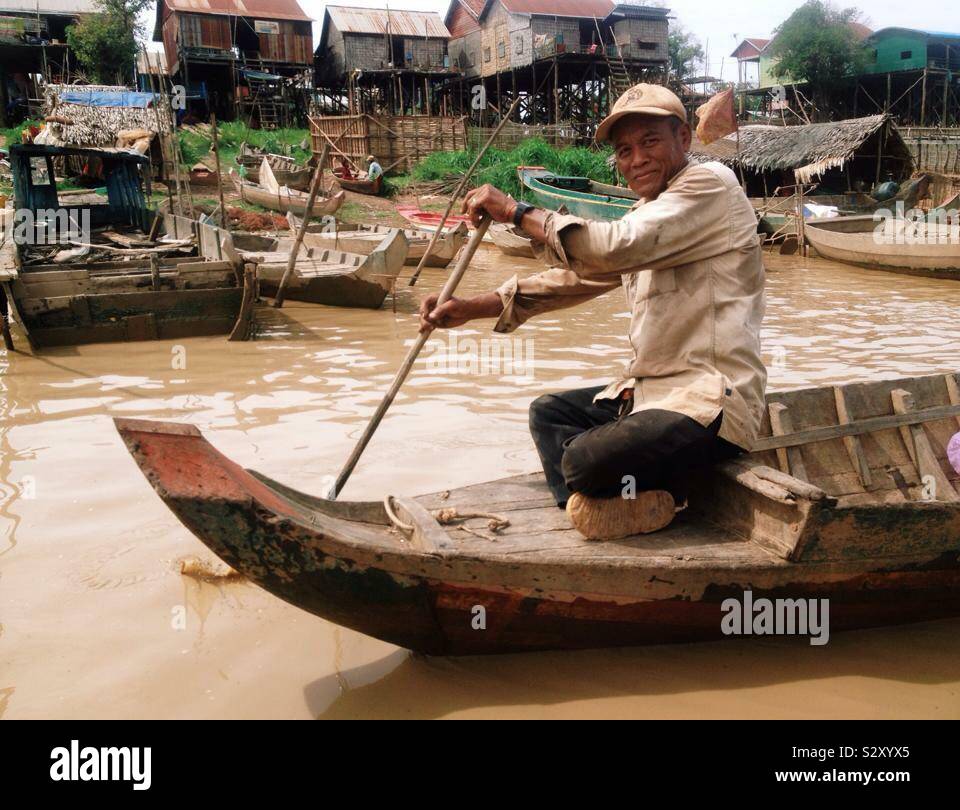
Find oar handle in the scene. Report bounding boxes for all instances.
[331,217,492,499]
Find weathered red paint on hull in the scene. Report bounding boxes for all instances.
[115,418,960,655]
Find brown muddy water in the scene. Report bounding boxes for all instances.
[2,247,960,719]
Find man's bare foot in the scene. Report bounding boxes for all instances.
[566,490,675,540]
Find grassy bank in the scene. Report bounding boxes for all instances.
[412,138,615,197]
[178,122,310,170]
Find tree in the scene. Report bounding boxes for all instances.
[668,27,705,83]
[769,1,868,120]
[66,0,151,85]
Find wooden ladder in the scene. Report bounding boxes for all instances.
[595,19,633,102]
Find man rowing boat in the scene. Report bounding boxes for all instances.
[419,84,767,540]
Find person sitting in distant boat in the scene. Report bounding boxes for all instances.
[339,157,355,181]
[366,155,383,182]
[419,84,767,541]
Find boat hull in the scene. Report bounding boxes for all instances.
[489,223,536,258]
[518,166,634,221]
[115,369,960,654]
[301,222,466,267]
[254,228,408,308]
[806,218,960,279]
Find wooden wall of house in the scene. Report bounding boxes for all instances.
[449,31,481,78]
[508,13,533,68]
[161,11,180,70]
[531,15,581,56]
[612,16,668,62]
[257,20,313,65]
[447,3,480,39]
[343,33,391,71]
[177,12,232,51]
[400,37,446,69]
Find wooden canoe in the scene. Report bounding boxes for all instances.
[805,214,960,279]
[292,219,467,268]
[247,227,408,308]
[230,170,345,218]
[236,143,311,191]
[489,223,537,258]
[518,165,636,221]
[115,371,960,655]
[2,213,255,349]
[334,171,383,196]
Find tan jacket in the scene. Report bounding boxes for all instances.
[494,160,767,450]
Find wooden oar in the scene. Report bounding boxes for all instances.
[328,216,492,499]
[407,95,521,287]
[273,142,330,308]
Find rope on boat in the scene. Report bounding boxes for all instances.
[383,496,511,539]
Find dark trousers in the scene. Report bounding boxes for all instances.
[528,385,743,507]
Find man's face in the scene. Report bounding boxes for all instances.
[612,115,691,200]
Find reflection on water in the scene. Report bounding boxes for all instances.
[2,247,960,719]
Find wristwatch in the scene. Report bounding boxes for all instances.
[512,201,535,227]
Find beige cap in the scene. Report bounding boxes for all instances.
[596,83,687,144]
[366,154,376,162]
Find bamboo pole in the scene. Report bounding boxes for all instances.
[330,217,492,499]
[273,143,330,308]
[407,93,521,287]
[210,113,227,230]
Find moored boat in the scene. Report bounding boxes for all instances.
[236,142,312,190]
[518,165,636,221]
[805,213,960,279]
[231,162,345,218]
[1,144,254,349]
[115,371,960,654]
[333,168,383,196]
[489,222,537,258]
[396,206,473,231]
[240,227,408,308]
[290,217,467,268]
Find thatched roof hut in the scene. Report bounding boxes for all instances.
[690,115,914,194]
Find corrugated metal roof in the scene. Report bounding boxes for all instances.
[0,0,98,13]
[326,5,450,38]
[499,0,616,17]
[868,27,960,42]
[161,0,312,22]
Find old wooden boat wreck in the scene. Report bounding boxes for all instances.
[805,213,960,279]
[290,216,467,268]
[0,144,254,349]
[115,372,960,654]
[518,165,636,221]
[231,160,344,217]
[489,223,536,258]
[236,228,407,308]
[236,143,311,190]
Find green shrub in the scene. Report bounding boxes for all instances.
[413,138,615,197]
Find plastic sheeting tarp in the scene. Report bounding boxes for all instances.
[57,89,156,108]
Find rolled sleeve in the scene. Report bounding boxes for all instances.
[492,267,620,333]
[493,275,522,333]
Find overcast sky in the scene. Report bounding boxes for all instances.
[143,0,958,82]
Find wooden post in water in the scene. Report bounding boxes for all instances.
[1,283,13,351]
[210,113,228,230]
